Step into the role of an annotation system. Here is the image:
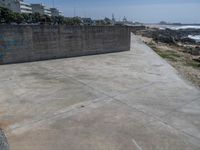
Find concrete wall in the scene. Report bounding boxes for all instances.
[0,25,130,64]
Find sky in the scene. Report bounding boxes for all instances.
[26,0,200,23]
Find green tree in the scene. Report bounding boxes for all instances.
[31,13,42,23]
[64,17,81,25]
[72,17,81,25]
[52,16,65,25]
[95,20,106,26]
[14,13,24,24]
[21,13,30,23]
[0,6,15,24]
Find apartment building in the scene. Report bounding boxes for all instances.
[0,0,62,16]
[19,0,32,13]
[50,8,62,17]
[0,0,32,13]
[31,4,51,16]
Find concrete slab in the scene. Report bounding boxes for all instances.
[0,34,200,150]
[114,81,200,117]
[8,101,200,150]
[161,100,200,139]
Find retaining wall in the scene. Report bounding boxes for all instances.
[0,25,131,64]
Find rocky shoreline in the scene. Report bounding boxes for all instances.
[138,27,200,43]
[134,26,200,88]
[134,27,200,56]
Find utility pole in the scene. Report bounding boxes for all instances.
[112,13,116,24]
[73,0,76,17]
[74,7,76,17]
[52,0,55,7]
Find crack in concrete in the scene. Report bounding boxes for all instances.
[160,96,200,118]
[112,97,200,147]
[9,98,113,135]
[132,139,143,150]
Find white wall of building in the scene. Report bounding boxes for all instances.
[0,0,32,13]
[0,0,61,16]
[31,4,51,16]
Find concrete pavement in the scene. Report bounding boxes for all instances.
[0,34,200,150]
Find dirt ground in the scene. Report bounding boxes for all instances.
[139,35,200,89]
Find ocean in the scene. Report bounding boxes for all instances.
[149,25,200,42]
[169,26,200,42]
[169,25,200,30]
[188,35,200,42]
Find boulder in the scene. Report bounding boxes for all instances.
[155,34,175,44]
[191,48,200,55]
[180,37,196,44]
[192,56,200,62]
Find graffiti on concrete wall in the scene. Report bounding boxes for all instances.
[0,35,18,62]
[0,35,5,60]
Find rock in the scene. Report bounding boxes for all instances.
[140,27,200,45]
[192,56,200,62]
[156,34,175,44]
[191,48,200,56]
[183,47,200,56]
[0,129,9,150]
[180,37,196,44]
[195,46,200,49]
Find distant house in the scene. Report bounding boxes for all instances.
[94,19,106,26]
[93,18,114,26]
[81,18,94,26]
[0,0,32,13]
[104,17,112,25]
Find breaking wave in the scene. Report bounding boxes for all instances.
[188,35,200,42]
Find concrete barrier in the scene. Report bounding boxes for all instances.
[0,25,131,64]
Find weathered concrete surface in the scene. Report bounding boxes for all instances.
[0,25,130,64]
[0,34,200,150]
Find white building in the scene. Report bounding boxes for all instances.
[31,4,51,16]
[44,6,51,16]
[19,0,32,13]
[0,0,62,16]
[0,0,32,13]
[50,8,60,16]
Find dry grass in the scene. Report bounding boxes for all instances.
[141,37,200,88]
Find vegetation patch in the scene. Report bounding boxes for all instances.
[157,52,178,61]
[185,60,200,68]
[148,43,181,61]
[147,42,200,69]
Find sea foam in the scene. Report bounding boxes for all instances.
[170,26,200,30]
[188,35,200,42]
